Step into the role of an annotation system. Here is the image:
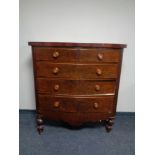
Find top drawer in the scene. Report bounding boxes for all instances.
[34,47,77,62]
[33,47,121,63]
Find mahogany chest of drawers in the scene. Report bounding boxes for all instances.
[28,42,127,134]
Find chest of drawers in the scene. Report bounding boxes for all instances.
[28,42,127,134]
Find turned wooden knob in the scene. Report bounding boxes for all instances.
[93,102,99,109]
[97,53,103,60]
[96,68,102,75]
[95,84,100,91]
[53,101,60,108]
[53,67,59,74]
[54,84,59,91]
[53,51,59,58]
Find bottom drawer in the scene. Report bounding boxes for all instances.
[38,95,114,113]
[78,97,114,113]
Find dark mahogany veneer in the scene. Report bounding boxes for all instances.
[29,42,127,134]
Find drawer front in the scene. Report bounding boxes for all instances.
[34,47,121,63]
[38,95,114,113]
[78,96,114,113]
[36,62,118,79]
[34,47,77,62]
[37,79,116,95]
[38,95,78,112]
[79,48,121,63]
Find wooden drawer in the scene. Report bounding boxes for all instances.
[38,95,78,112]
[79,48,121,63]
[34,47,121,63]
[38,95,114,113]
[36,79,116,95]
[78,96,114,113]
[34,47,77,62]
[36,62,118,79]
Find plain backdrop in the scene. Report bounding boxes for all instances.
[19,0,135,112]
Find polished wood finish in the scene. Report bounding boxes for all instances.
[29,42,127,48]
[36,63,118,79]
[37,114,44,134]
[105,117,115,132]
[29,42,126,134]
[34,47,121,63]
[36,79,116,95]
[34,47,77,62]
[38,95,114,113]
[79,48,121,63]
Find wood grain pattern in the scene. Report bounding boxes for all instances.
[38,95,114,113]
[29,42,127,48]
[36,79,116,95]
[29,42,126,134]
[36,62,119,79]
[34,47,78,62]
[79,48,121,63]
[33,47,121,63]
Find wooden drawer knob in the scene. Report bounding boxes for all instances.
[96,68,102,75]
[97,53,103,60]
[54,84,59,91]
[53,101,60,108]
[53,67,59,74]
[95,84,100,91]
[53,51,59,58]
[93,102,99,109]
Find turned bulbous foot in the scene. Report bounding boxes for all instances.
[37,116,44,134]
[105,117,114,132]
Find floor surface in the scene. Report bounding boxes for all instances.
[19,112,135,155]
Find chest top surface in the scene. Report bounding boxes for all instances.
[28,42,127,48]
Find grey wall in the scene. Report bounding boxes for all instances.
[19,0,135,112]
